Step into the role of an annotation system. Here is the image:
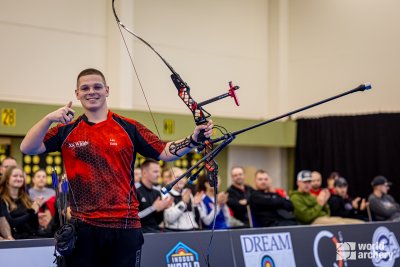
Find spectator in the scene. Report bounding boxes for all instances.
[163,167,201,231]
[28,169,56,230]
[328,177,368,221]
[161,168,173,187]
[0,157,17,240]
[197,175,230,230]
[28,169,55,203]
[137,159,173,233]
[327,172,340,194]
[0,157,17,178]
[226,166,254,226]
[0,166,44,239]
[249,170,297,227]
[290,170,363,225]
[310,171,323,196]
[368,176,400,222]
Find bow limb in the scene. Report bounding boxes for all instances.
[112,0,218,181]
[112,0,210,126]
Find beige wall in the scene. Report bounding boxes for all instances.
[131,0,269,119]
[227,146,288,190]
[288,0,400,117]
[0,0,107,104]
[1,0,397,118]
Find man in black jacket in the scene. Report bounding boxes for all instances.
[137,159,173,233]
[328,177,367,221]
[226,166,254,226]
[249,170,297,227]
[368,176,400,222]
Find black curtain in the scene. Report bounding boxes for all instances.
[295,113,400,200]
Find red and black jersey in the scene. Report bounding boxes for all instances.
[43,111,166,229]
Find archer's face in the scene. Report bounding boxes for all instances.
[76,74,109,112]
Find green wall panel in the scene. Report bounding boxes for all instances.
[0,100,296,147]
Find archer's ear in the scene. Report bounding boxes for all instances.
[75,89,79,99]
[106,86,110,97]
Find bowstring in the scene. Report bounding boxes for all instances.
[116,24,163,142]
[114,13,180,228]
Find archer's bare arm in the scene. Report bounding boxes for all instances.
[159,120,213,162]
[20,102,75,155]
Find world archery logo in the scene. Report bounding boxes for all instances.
[261,255,275,267]
[165,242,200,267]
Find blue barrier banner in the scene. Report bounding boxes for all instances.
[0,222,399,267]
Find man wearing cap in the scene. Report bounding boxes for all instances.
[290,170,330,224]
[328,177,367,221]
[290,170,363,225]
[368,176,400,222]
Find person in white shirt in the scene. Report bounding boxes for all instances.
[163,167,202,231]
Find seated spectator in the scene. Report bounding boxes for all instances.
[328,177,368,221]
[29,169,55,201]
[249,170,297,227]
[290,170,363,225]
[196,175,231,230]
[226,166,254,226]
[0,166,44,239]
[310,171,323,196]
[368,176,400,222]
[28,169,55,229]
[0,157,17,178]
[0,157,17,240]
[137,159,173,233]
[161,168,173,187]
[327,171,340,194]
[163,167,201,231]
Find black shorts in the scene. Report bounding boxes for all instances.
[66,221,144,267]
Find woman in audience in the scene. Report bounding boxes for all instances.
[196,175,230,230]
[0,166,43,239]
